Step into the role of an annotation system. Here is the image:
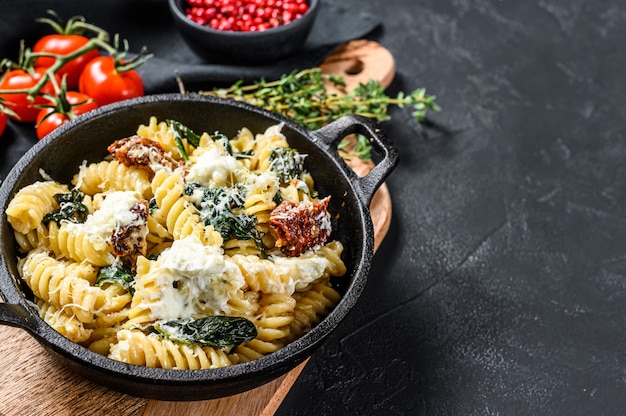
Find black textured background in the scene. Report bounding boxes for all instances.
[2,1,626,415]
[287,1,626,415]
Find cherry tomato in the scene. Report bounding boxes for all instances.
[78,56,145,106]
[0,112,7,137]
[0,67,58,123]
[35,91,98,140]
[33,34,99,90]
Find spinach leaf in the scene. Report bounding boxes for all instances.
[211,132,233,155]
[211,132,254,159]
[234,149,254,160]
[96,263,135,295]
[167,120,244,160]
[273,190,284,205]
[43,189,88,225]
[185,182,264,251]
[167,119,202,162]
[148,197,159,216]
[156,316,257,347]
[268,147,307,184]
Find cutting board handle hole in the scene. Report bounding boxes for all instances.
[344,59,364,75]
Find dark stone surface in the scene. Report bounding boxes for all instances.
[2,0,626,415]
[280,1,626,415]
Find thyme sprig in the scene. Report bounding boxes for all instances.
[202,68,440,160]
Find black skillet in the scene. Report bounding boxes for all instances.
[0,93,398,401]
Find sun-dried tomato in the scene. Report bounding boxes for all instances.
[108,135,178,172]
[270,196,331,256]
[110,199,149,257]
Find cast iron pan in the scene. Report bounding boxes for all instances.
[0,93,398,401]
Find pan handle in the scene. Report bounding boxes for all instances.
[0,302,39,333]
[311,115,399,205]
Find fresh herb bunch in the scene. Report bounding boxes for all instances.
[203,68,440,160]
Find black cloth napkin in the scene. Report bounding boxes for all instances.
[0,1,380,93]
[137,1,382,92]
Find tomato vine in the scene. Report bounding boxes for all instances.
[0,11,151,138]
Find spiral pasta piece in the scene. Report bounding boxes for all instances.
[72,160,152,198]
[230,127,256,169]
[109,329,234,369]
[223,238,262,257]
[13,224,47,253]
[279,173,316,204]
[146,241,173,259]
[6,181,69,234]
[229,254,290,294]
[256,293,297,335]
[151,169,223,247]
[65,260,99,285]
[236,292,295,362]
[85,192,110,214]
[85,326,122,355]
[190,134,229,159]
[93,309,130,330]
[98,284,133,316]
[146,215,172,245]
[231,127,255,150]
[46,221,115,266]
[226,289,259,318]
[250,123,289,172]
[124,256,159,330]
[286,281,342,343]
[243,171,279,225]
[36,298,93,343]
[19,250,103,323]
[312,241,347,277]
[136,116,192,161]
[230,244,345,294]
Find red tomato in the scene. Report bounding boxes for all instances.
[35,91,98,139]
[0,67,57,123]
[0,112,7,136]
[78,56,144,106]
[33,34,99,90]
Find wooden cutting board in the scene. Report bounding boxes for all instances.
[0,40,395,416]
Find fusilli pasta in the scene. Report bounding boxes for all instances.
[73,160,152,198]
[6,181,69,234]
[6,117,347,371]
[109,329,234,369]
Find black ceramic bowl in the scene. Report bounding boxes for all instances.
[0,93,397,401]
[168,0,319,64]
